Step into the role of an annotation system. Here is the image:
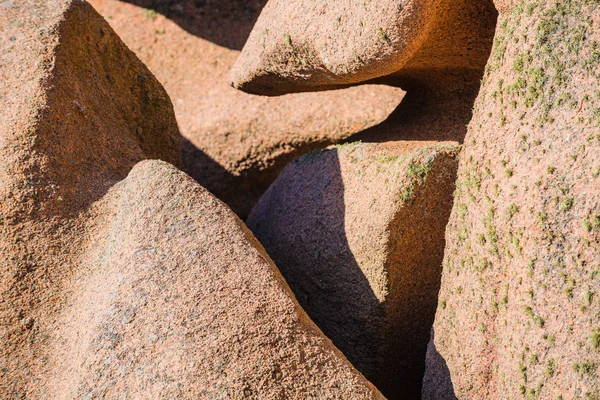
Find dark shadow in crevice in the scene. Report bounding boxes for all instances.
[246,149,384,389]
[120,0,267,50]
[380,150,458,398]
[181,136,343,220]
[181,137,248,217]
[247,147,458,400]
[422,328,457,400]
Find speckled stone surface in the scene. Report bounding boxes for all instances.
[89,0,404,218]
[247,141,459,398]
[0,2,382,398]
[230,0,497,95]
[47,160,383,399]
[424,1,600,398]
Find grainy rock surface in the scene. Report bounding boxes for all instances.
[424,1,600,398]
[0,0,180,396]
[347,86,482,144]
[48,160,384,399]
[247,141,460,398]
[88,0,403,218]
[0,2,383,398]
[230,0,497,95]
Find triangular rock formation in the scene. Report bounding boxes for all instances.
[1,0,181,395]
[48,160,383,399]
[1,1,382,398]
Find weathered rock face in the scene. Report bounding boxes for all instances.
[48,160,383,399]
[424,1,600,398]
[88,0,403,218]
[230,0,497,95]
[1,0,180,395]
[247,141,460,398]
[0,2,383,398]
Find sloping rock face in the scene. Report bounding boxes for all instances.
[1,0,180,395]
[424,1,600,398]
[47,160,383,399]
[0,2,383,398]
[230,0,497,95]
[247,142,460,398]
[88,0,403,218]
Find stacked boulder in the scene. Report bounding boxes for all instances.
[230,0,497,94]
[0,1,383,398]
[231,0,497,398]
[229,0,499,146]
[237,0,600,396]
[87,0,404,218]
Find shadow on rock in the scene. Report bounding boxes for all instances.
[247,143,460,399]
[181,137,249,216]
[247,149,384,379]
[120,0,267,50]
[95,0,404,220]
[347,85,481,145]
[422,328,457,400]
[181,136,346,219]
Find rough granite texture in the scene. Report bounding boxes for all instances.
[424,1,600,398]
[230,0,497,95]
[347,86,483,145]
[48,160,383,399]
[88,0,403,218]
[247,141,460,398]
[0,2,383,398]
[0,0,180,396]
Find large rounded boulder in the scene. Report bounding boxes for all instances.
[424,1,600,398]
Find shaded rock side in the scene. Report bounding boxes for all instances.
[424,1,600,398]
[247,141,460,398]
[88,0,404,218]
[230,0,497,95]
[1,0,177,396]
[347,85,483,144]
[46,160,384,399]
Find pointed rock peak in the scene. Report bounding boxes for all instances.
[1,0,181,216]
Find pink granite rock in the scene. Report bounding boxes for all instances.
[247,141,460,398]
[230,0,497,95]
